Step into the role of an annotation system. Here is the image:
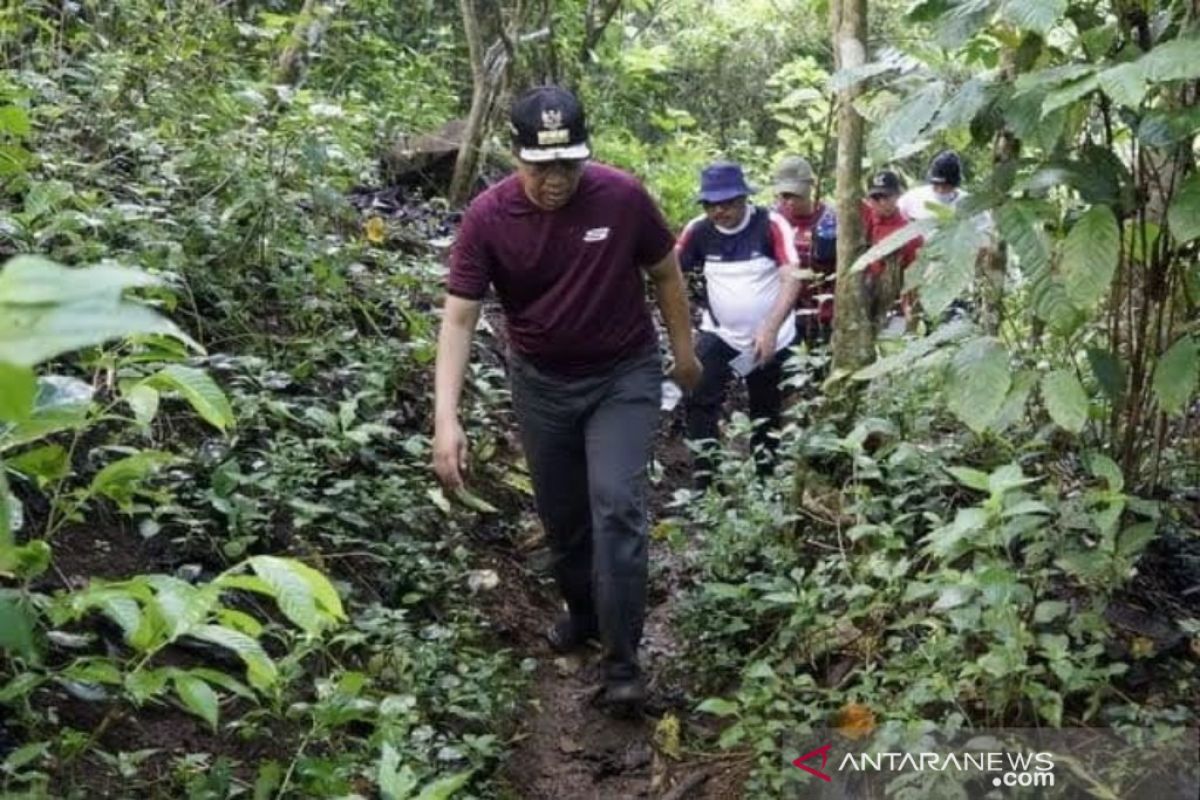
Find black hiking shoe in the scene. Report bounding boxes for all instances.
[545,614,598,654]
[601,675,646,717]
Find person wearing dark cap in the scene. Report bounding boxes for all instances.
[898,150,967,219]
[434,86,702,714]
[863,169,922,328]
[676,162,801,489]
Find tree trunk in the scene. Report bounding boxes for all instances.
[829,0,872,375]
[450,0,507,207]
[275,0,341,88]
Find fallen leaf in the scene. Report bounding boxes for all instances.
[364,216,386,244]
[558,735,583,755]
[833,702,876,741]
[467,569,500,593]
[1130,636,1156,659]
[653,713,682,759]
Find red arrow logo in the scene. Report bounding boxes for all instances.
[792,743,833,782]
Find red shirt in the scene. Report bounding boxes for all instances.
[777,200,837,323]
[862,204,921,277]
[448,163,675,376]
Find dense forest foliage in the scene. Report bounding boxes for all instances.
[1,0,1198,798]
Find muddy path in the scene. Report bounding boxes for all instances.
[478,434,750,800]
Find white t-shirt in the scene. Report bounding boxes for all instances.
[898,184,993,238]
[677,205,799,352]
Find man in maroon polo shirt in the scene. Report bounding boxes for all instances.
[432,86,701,713]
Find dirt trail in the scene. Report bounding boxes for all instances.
[482,437,749,800]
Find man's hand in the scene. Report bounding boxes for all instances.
[433,418,469,490]
[670,352,703,391]
[752,325,778,365]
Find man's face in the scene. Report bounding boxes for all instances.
[776,185,814,217]
[517,158,587,210]
[702,196,748,229]
[868,192,899,216]
[931,181,957,198]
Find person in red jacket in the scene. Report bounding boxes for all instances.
[772,156,837,344]
[862,170,921,329]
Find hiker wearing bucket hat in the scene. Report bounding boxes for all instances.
[677,161,802,489]
[771,155,837,344]
[435,85,702,716]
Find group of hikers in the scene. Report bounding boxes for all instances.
[431,85,978,714]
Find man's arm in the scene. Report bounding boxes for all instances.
[432,295,482,489]
[644,250,702,390]
[753,266,802,362]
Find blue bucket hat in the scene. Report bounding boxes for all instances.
[697,162,754,204]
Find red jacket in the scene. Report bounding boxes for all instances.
[862,204,921,278]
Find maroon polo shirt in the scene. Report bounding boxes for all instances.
[448,163,675,376]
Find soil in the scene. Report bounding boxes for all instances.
[481,428,753,800]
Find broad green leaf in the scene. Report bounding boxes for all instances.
[174,673,220,730]
[125,667,170,704]
[0,672,44,703]
[876,82,944,152]
[125,384,159,428]
[988,463,1037,495]
[1167,173,1200,244]
[936,0,993,47]
[946,466,990,492]
[0,593,38,661]
[185,667,255,700]
[1061,205,1119,310]
[273,557,345,622]
[696,697,740,717]
[0,362,34,422]
[930,77,992,132]
[415,771,474,800]
[849,218,937,275]
[0,256,160,305]
[917,214,988,317]
[452,487,499,514]
[0,302,191,367]
[1042,73,1099,116]
[1118,522,1156,559]
[994,202,1051,275]
[2,742,48,773]
[379,745,419,800]
[991,370,1038,433]
[0,106,31,138]
[1086,348,1127,405]
[1140,36,1200,83]
[1034,600,1069,623]
[6,444,69,484]
[1152,335,1199,415]
[999,0,1066,34]
[1088,453,1124,492]
[88,451,176,510]
[247,556,322,635]
[142,365,234,432]
[0,375,93,454]
[1096,62,1147,108]
[147,576,219,640]
[190,624,278,691]
[946,337,1012,433]
[1042,370,1089,433]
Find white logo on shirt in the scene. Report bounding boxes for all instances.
[583,227,610,242]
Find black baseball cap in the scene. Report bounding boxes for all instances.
[510,86,590,163]
[868,170,903,197]
[927,150,963,187]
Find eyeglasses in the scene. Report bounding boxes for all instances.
[701,197,745,211]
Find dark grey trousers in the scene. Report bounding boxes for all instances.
[509,348,661,681]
